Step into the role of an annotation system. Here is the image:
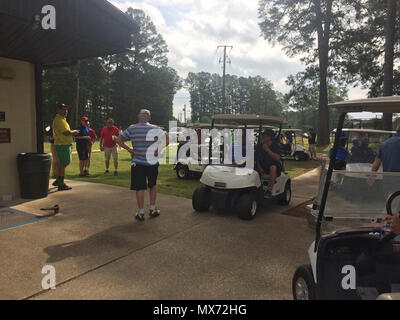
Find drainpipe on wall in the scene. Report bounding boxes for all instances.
[35,63,44,153]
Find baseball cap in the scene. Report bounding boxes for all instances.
[81,116,89,121]
[262,129,275,137]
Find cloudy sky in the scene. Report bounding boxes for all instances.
[110,0,367,120]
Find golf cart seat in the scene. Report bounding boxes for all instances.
[377,293,400,300]
[350,140,376,163]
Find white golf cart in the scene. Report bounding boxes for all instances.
[293,96,400,300]
[279,129,310,161]
[192,114,292,220]
[174,123,238,179]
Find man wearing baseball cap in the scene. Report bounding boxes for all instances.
[52,104,79,191]
[100,118,120,176]
[75,116,91,176]
[256,129,282,195]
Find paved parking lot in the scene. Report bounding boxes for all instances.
[0,168,319,300]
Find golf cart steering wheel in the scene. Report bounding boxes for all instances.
[356,191,400,276]
[380,190,400,244]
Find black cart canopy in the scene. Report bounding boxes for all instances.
[212,114,284,126]
[329,96,400,113]
[0,0,136,67]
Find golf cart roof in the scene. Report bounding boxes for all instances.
[186,123,239,129]
[212,114,284,125]
[240,124,278,130]
[281,128,304,133]
[332,128,395,135]
[329,96,400,113]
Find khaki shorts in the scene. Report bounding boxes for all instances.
[104,146,118,161]
[309,144,316,153]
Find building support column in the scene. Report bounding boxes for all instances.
[34,63,44,153]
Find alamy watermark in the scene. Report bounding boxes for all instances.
[143,121,255,169]
[42,265,56,290]
[33,5,56,30]
[341,4,357,30]
[341,265,356,290]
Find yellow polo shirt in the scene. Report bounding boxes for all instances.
[52,114,73,145]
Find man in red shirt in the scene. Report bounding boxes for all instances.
[86,121,97,175]
[100,118,120,175]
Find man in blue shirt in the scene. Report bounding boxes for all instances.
[117,109,169,221]
[75,116,91,176]
[329,133,348,170]
[372,125,400,233]
[372,125,400,173]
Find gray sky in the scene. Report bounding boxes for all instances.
[111,0,368,120]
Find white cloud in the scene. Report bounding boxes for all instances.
[111,1,166,27]
[178,57,197,69]
[110,0,363,119]
[111,0,302,88]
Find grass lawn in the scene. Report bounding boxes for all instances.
[55,145,320,199]
[44,141,101,154]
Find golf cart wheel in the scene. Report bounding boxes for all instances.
[237,192,257,221]
[192,187,211,212]
[176,165,189,179]
[278,181,291,206]
[294,152,302,161]
[292,265,316,300]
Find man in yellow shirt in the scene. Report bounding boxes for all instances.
[52,104,79,191]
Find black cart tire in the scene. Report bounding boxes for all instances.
[237,192,257,220]
[292,265,316,300]
[192,187,211,212]
[278,181,291,205]
[294,152,302,161]
[176,164,189,179]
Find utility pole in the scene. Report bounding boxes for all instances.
[218,45,232,114]
[75,61,80,127]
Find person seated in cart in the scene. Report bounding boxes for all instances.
[285,127,294,152]
[329,133,348,170]
[256,129,282,192]
[351,137,375,163]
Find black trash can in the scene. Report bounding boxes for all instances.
[17,153,51,199]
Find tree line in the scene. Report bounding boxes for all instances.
[186,73,285,123]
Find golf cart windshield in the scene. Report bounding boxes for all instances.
[315,96,400,244]
[211,114,284,168]
[333,129,394,165]
[322,171,400,233]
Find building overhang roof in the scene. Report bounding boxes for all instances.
[0,0,137,67]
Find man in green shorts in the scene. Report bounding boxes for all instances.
[52,104,79,191]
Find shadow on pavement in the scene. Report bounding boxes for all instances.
[43,223,146,263]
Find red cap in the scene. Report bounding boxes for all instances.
[81,116,89,121]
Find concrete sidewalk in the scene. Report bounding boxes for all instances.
[0,167,320,300]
